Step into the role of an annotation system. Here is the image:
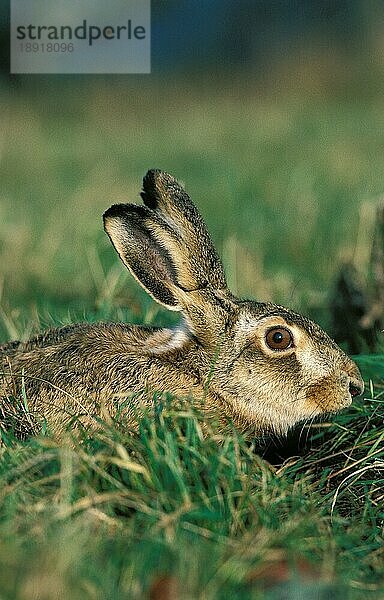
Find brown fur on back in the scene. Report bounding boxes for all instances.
[0,322,208,434]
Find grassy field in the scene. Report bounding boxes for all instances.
[0,73,384,598]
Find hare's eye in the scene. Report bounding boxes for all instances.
[265,327,293,351]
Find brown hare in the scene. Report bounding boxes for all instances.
[0,170,363,437]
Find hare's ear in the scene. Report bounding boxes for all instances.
[139,169,227,292]
[103,204,183,310]
[104,171,238,344]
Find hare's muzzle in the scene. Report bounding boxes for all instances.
[304,364,364,414]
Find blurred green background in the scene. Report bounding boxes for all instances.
[1,1,384,343]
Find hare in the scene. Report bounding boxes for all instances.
[0,170,363,437]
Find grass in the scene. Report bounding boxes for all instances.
[0,392,383,598]
[0,69,384,597]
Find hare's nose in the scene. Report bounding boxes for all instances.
[349,379,364,397]
[340,372,364,397]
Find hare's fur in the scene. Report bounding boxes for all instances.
[0,170,363,437]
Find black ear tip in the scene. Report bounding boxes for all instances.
[142,169,182,209]
[143,169,162,191]
[103,203,124,222]
[144,168,162,182]
[141,169,163,209]
[103,204,136,231]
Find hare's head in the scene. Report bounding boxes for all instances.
[104,170,363,435]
